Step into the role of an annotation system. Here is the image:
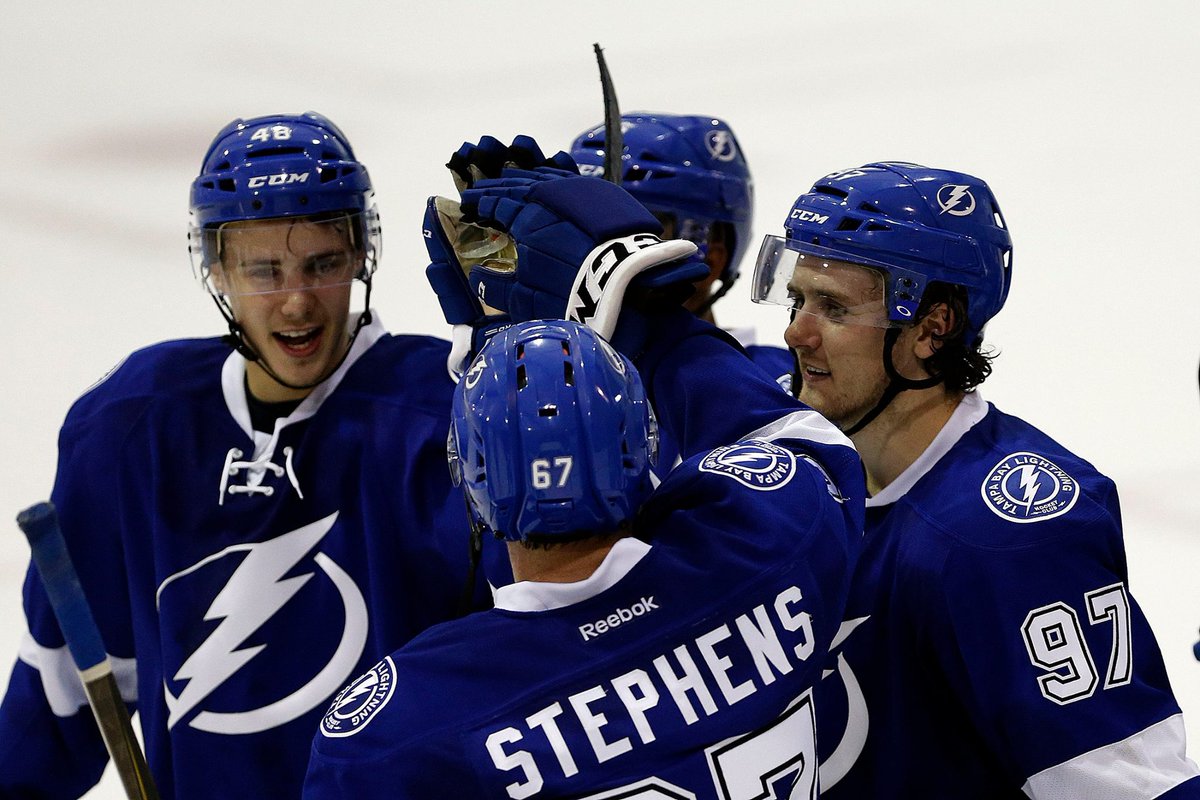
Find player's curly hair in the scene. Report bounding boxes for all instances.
[918,282,996,392]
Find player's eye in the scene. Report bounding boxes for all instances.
[307,253,349,279]
[241,262,280,285]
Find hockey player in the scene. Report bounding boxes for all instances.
[303,145,864,798]
[752,162,1200,797]
[570,113,792,382]
[0,112,485,798]
[304,317,863,798]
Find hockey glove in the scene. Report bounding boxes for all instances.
[460,170,706,350]
[424,136,578,380]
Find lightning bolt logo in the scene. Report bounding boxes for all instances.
[937,184,977,216]
[464,352,489,389]
[164,514,339,730]
[1015,463,1043,510]
[699,441,797,491]
[705,130,738,162]
[981,452,1079,524]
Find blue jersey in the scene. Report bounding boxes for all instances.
[817,392,1200,799]
[0,316,486,799]
[745,344,793,389]
[305,417,864,799]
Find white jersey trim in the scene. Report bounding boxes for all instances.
[18,630,137,717]
[220,310,387,443]
[743,408,855,451]
[494,537,652,613]
[867,391,989,508]
[1021,713,1199,799]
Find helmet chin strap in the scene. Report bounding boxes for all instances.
[213,277,374,394]
[842,327,943,436]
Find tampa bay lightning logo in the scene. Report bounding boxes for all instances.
[464,352,489,389]
[597,337,627,375]
[936,184,976,216]
[699,440,796,491]
[705,129,739,163]
[320,656,396,738]
[980,452,1079,523]
[158,512,369,734]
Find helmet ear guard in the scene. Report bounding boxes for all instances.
[450,320,655,543]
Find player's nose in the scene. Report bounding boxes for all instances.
[784,309,821,351]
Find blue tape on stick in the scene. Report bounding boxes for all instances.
[16,501,108,673]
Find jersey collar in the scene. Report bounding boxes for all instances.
[866,390,989,508]
[494,537,652,613]
[222,311,386,441]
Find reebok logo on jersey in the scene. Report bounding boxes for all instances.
[579,596,658,641]
[699,440,796,491]
[319,657,396,738]
[980,452,1079,523]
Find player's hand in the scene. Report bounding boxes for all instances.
[458,165,706,350]
[424,136,578,380]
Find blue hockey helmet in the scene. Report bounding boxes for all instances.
[448,320,657,543]
[753,162,1012,345]
[188,111,381,281]
[570,112,753,292]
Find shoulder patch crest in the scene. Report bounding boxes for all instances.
[699,440,796,491]
[980,451,1079,523]
[319,656,396,738]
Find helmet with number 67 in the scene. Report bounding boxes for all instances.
[448,320,657,543]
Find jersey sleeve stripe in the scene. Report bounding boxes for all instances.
[742,409,855,451]
[18,630,138,716]
[1021,713,1200,800]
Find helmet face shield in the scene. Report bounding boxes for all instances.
[191,212,377,299]
[752,235,899,329]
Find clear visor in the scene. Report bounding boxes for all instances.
[189,213,377,298]
[750,235,900,329]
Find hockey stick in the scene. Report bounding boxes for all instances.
[593,42,623,186]
[16,501,160,800]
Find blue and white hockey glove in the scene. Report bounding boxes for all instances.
[459,169,706,350]
[424,136,579,380]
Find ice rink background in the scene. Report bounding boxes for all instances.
[1,2,1197,795]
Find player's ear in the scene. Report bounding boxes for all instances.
[912,302,953,361]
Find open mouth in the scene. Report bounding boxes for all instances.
[273,327,322,358]
[802,364,831,380]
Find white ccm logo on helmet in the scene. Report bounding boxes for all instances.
[937,184,976,216]
[790,209,830,225]
[247,172,311,188]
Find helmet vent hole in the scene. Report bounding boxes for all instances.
[626,166,650,181]
[858,202,882,213]
[865,222,890,232]
[251,200,263,210]
[516,364,528,389]
[815,186,848,199]
[246,146,304,160]
[319,167,340,184]
[215,161,231,171]
[516,344,525,360]
[217,179,235,193]
[836,218,861,232]
[563,362,574,385]
[538,405,558,417]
